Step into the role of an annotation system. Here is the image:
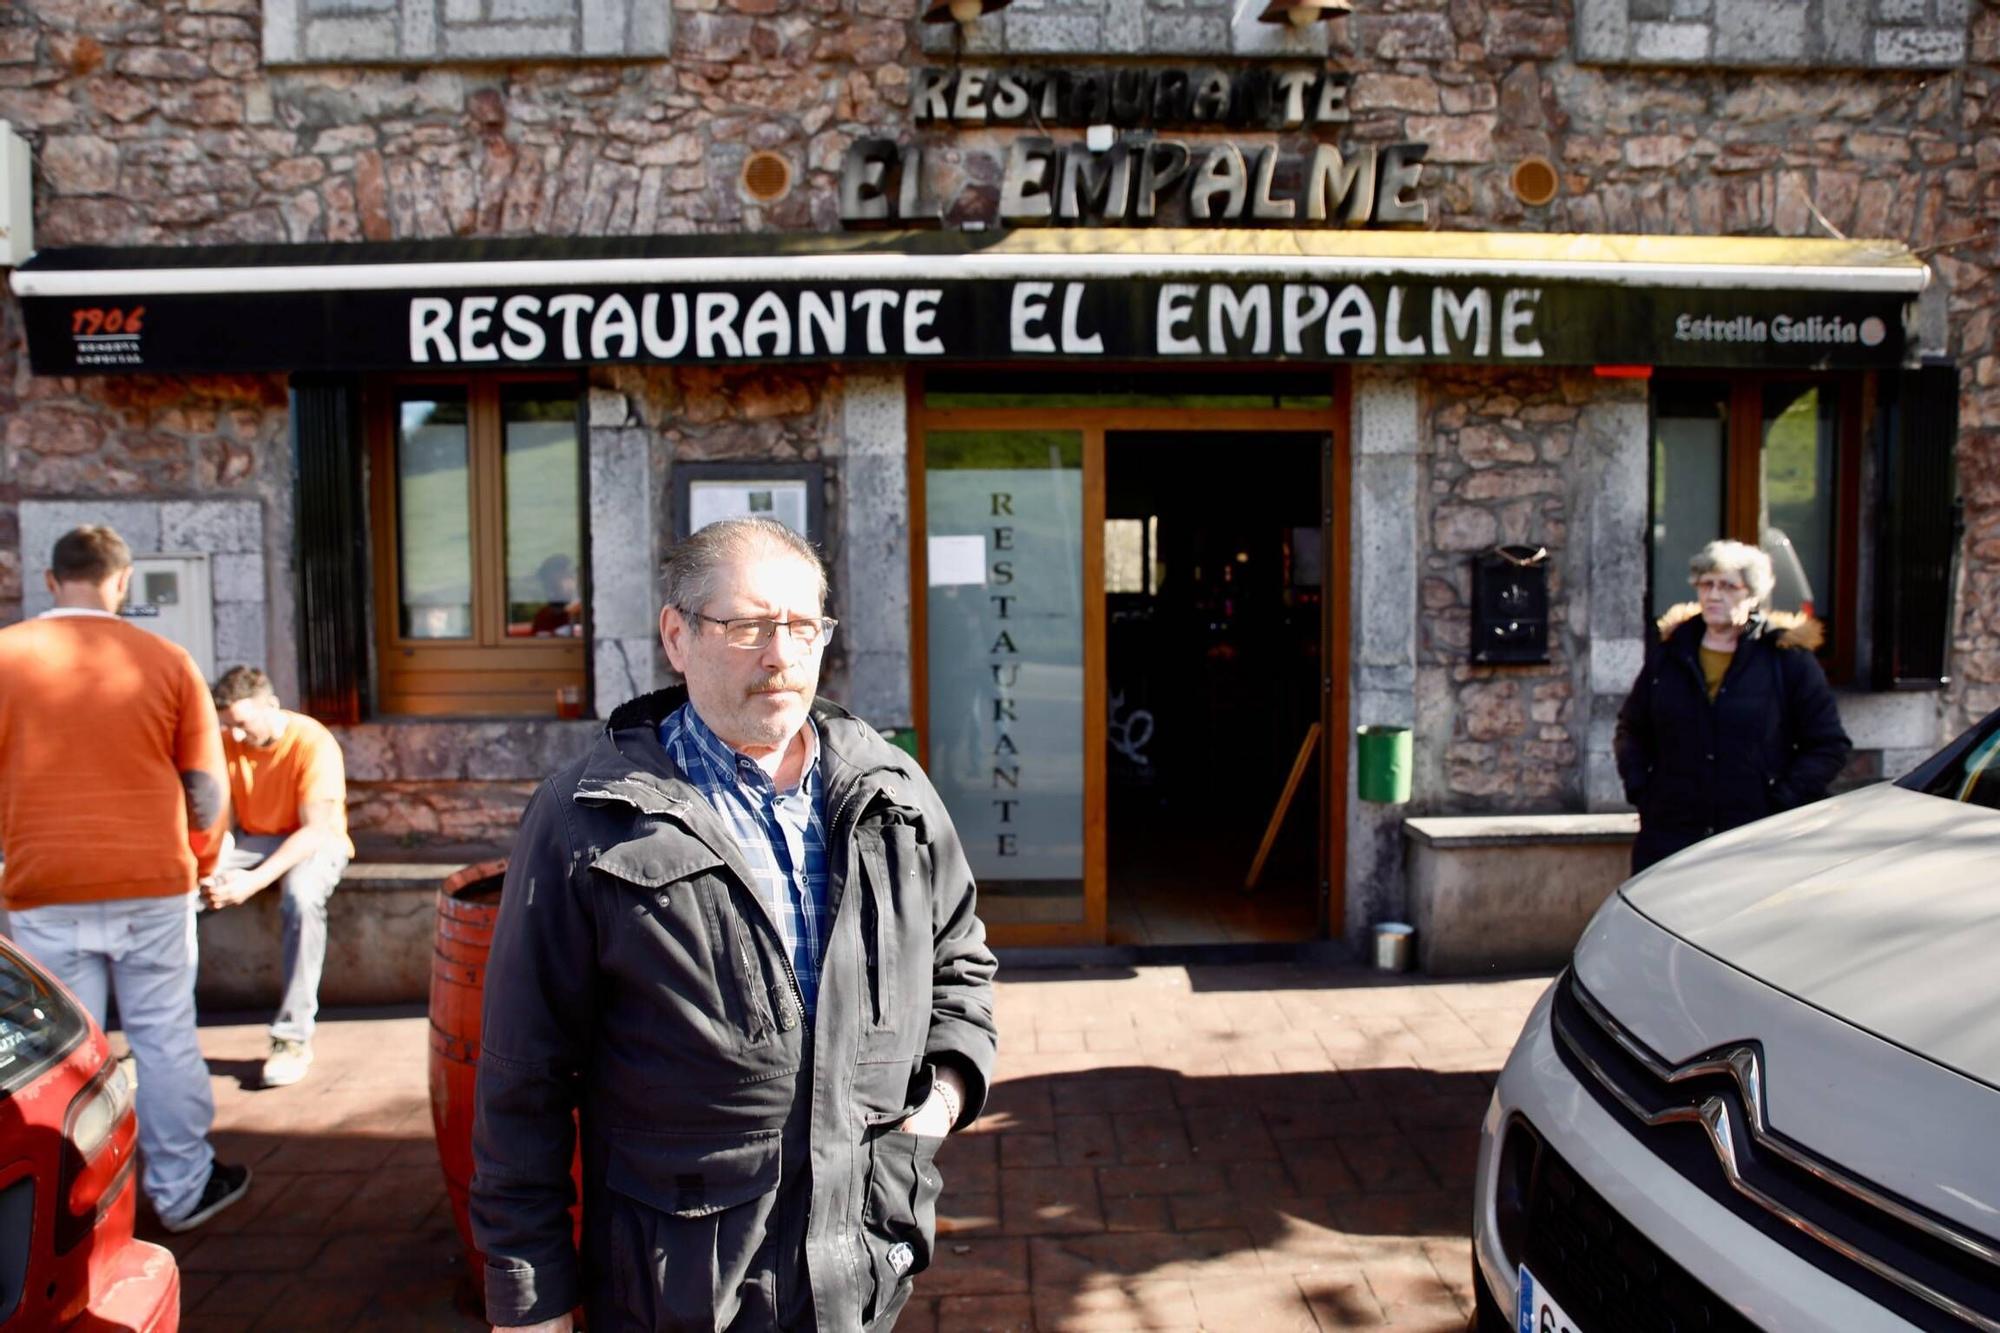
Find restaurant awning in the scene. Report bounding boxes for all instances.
[12,230,1929,376]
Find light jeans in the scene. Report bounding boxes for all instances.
[8,894,216,1224]
[219,834,346,1044]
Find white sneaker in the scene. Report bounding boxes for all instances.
[261,1038,313,1088]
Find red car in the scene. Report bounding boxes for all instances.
[0,934,179,1331]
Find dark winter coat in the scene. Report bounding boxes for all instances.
[470,688,998,1332]
[1614,604,1853,873]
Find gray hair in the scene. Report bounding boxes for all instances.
[661,517,828,616]
[1688,539,1775,606]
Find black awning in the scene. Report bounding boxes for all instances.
[11,230,1928,376]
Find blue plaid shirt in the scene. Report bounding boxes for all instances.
[659,703,830,1018]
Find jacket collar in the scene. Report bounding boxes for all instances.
[570,687,911,886]
[1656,602,1825,653]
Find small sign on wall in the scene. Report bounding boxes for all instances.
[121,554,215,680]
[671,461,826,546]
[0,121,32,268]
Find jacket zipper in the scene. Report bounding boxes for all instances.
[829,766,898,1029]
[770,765,894,1032]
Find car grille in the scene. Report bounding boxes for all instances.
[1551,970,2000,1333]
[1507,1122,1761,1333]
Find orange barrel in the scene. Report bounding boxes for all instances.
[427,859,583,1283]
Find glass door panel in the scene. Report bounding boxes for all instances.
[395,392,472,640]
[1760,384,1838,620]
[501,390,585,639]
[1649,382,1728,621]
[924,430,1087,927]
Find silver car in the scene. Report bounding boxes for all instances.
[1472,709,2000,1333]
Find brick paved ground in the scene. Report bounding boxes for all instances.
[149,963,1550,1332]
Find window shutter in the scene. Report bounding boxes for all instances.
[292,375,370,723]
[1872,358,1961,690]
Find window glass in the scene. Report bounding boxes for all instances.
[396,394,472,640]
[1905,712,2000,810]
[0,941,88,1095]
[501,392,584,639]
[925,430,1086,924]
[1649,383,1728,620]
[1760,385,1838,619]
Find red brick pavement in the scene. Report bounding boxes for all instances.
[150,964,1550,1332]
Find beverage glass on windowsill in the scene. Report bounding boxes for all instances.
[555,684,585,720]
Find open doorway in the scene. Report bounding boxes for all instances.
[1105,431,1328,945]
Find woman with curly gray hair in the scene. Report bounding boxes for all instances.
[1614,539,1853,873]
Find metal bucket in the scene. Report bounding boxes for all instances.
[1372,921,1415,972]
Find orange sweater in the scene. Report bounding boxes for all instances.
[0,612,228,910]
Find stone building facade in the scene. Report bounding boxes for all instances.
[2,0,1995,947]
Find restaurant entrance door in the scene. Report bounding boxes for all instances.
[910,375,1349,947]
[1104,431,1330,946]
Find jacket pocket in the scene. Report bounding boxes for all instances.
[605,1127,781,1217]
[602,1129,782,1332]
[859,1127,944,1326]
[856,817,935,1064]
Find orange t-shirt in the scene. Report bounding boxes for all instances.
[222,710,354,859]
[0,612,228,910]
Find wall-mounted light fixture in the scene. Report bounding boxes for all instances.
[1257,0,1352,24]
[922,0,1010,28]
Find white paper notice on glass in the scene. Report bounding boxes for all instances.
[688,480,809,538]
[927,535,987,587]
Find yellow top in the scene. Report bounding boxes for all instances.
[1699,646,1733,702]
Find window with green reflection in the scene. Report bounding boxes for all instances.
[502,391,585,639]
[395,393,472,640]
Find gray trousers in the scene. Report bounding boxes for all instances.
[220,833,347,1043]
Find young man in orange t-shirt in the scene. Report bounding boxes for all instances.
[205,666,353,1088]
[0,525,250,1232]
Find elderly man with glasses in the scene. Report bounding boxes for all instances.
[472,517,997,1333]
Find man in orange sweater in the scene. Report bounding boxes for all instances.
[204,665,352,1088]
[0,525,251,1232]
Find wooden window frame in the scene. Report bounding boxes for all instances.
[365,372,589,717]
[1654,371,1867,684]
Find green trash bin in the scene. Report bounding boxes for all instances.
[880,727,921,763]
[1356,725,1412,804]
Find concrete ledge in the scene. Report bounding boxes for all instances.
[1404,814,1638,976]
[195,861,467,1011]
[1404,813,1639,848]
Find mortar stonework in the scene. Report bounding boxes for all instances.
[1416,366,1587,812]
[3,0,1998,835]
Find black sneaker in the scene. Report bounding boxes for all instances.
[160,1161,252,1234]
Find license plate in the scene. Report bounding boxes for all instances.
[1517,1264,1583,1333]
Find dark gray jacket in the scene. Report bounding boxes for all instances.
[470,688,998,1331]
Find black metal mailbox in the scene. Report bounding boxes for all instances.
[1470,545,1550,665]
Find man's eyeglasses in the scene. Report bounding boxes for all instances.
[688,611,838,650]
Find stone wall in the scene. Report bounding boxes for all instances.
[1416,367,1595,813]
[335,716,596,854]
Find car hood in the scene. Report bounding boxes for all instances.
[1620,781,2000,1090]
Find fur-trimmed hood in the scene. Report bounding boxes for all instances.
[1656,602,1825,652]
